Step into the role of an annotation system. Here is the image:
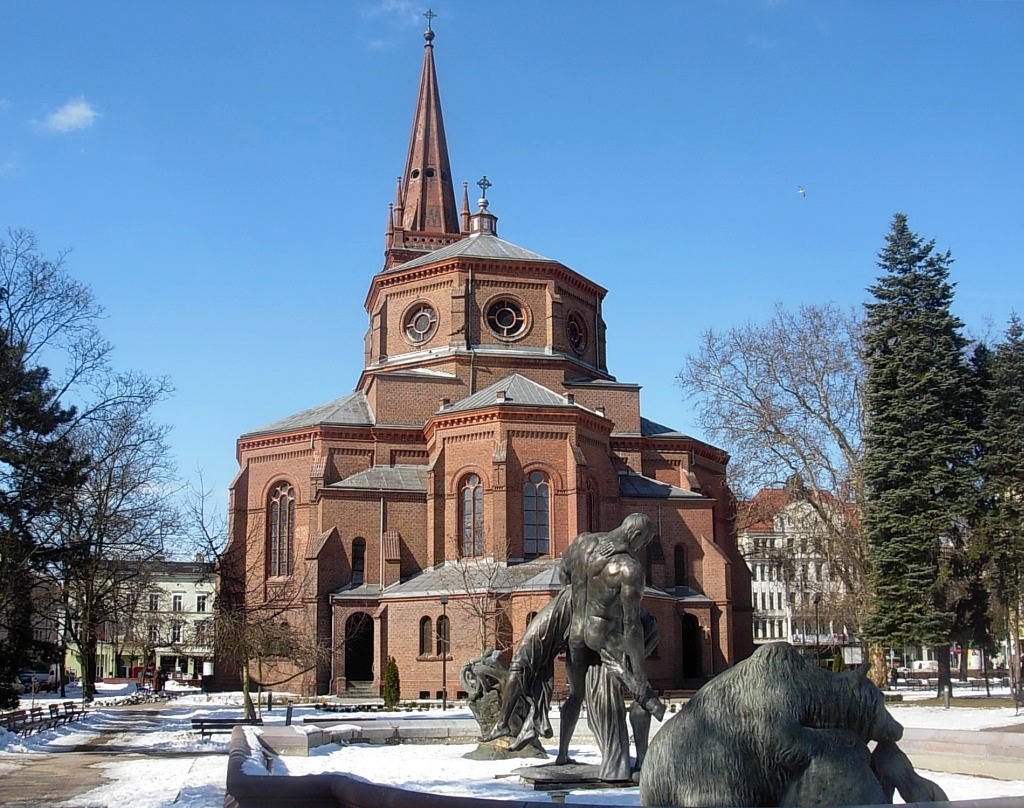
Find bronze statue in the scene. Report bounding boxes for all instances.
[486,513,664,781]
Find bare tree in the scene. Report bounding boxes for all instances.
[437,557,518,657]
[47,373,179,700]
[185,477,331,719]
[679,303,870,630]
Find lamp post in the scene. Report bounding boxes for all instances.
[812,591,822,667]
[439,594,448,711]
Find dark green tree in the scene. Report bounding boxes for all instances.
[977,315,1024,698]
[0,327,85,697]
[382,655,401,708]
[861,214,977,696]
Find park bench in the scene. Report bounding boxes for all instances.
[21,706,61,735]
[62,700,86,722]
[191,717,263,739]
[0,709,27,732]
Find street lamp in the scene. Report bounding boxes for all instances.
[812,591,822,667]
[439,594,449,711]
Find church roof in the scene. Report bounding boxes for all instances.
[618,470,706,500]
[639,417,696,439]
[397,20,460,237]
[243,391,375,436]
[328,465,428,493]
[443,373,583,414]
[387,230,553,273]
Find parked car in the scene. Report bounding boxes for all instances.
[18,669,56,692]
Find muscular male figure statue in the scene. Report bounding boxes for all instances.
[556,513,665,775]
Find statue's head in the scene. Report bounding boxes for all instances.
[622,513,654,552]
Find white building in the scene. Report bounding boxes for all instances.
[739,488,856,659]
[68,558,216,682]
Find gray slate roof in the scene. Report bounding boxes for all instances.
[332,557,561,600]
[388,232,554,273]
[244,391,375,437]
[329,465,429,493]
[618,470,705,500]
[639,417,695,439]
[444,373,579,414]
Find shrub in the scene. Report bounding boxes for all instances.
[382,656,401,708]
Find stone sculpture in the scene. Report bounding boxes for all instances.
[460,649,546,760]
[639,642,948,807]
[486,513,665,782]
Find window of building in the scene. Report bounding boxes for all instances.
[352,538,366,585]
[195,621,209,644]
[126,594,138,612]
[566,311,588,354]
[172,594,183,612]
[149,593,160,612]
[268,481,295,577]
[460,474,484,557]
[674,545,687,588]
[403,302,438,344]
[196,594,208,613]
[419,616,432,656]
[436,614,450,657]
[523,471,550,557]
[170,622,182,643]
[585,479,598,533]
[485,298,527,339]
[148,624,158,643]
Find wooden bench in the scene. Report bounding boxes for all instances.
[191,717,263,739]
[62,701,86,722]
[20,706,61,735]
[0,709,27,732]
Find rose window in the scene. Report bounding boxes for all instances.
[486,298,527,339]
[404,303,438,343]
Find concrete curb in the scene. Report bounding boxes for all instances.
[225,724,1024,808]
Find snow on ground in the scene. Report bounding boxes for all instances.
[2,690,1024,806]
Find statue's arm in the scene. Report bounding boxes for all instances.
[616,564,662,718]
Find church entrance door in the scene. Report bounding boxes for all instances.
[344,612,374,682]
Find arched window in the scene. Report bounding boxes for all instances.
[674,544,687,588]
[523,471,550,557]
[267,482,295,577]
[352,538,366,585]
[436,614,450,657]
[419,616,432,656]
[460,474,484,557]
[585,479,598,533]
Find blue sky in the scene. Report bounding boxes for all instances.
[3,1,1022,526]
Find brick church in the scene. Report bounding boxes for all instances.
[223,21,753,698]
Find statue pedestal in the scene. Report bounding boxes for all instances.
[512,762,638,789]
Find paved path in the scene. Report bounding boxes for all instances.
[0,703,226,807]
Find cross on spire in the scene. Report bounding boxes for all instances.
[424,8,436,29]
[477,176,492,199]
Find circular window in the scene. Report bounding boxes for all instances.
[404,302,438,344]
[566,312,588,355]
[486,298,528,340]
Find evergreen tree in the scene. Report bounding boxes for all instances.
[861,214,976,694]
[977,315,1024,696]
[382,655,401,708]
[0,327,84,688]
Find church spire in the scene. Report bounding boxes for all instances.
[388,10,460,264]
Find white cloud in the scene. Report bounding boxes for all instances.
[361,0,421,25]
[43,97,100,133]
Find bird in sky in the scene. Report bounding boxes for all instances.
[798,186,806,197]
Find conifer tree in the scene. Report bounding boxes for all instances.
[861,214,976,694]
[382,655,401,708]
[977,315,1024,696]
[0,327,84,697]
